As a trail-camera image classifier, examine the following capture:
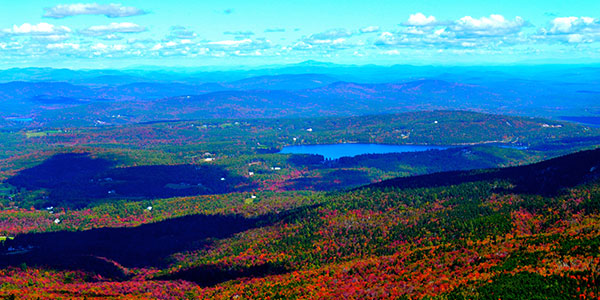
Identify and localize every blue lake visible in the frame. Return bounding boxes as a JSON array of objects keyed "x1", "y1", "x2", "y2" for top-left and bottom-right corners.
[
  {"x1": 496, "y1": 144, "x2": 528, "y2": 150},
  {"x1": 559, "y1": 116, "x2": 600, "y2": 128},
  {"x1": 279, "y1": 143, "x2": 449, "y2": 160},
  {"x1": 6, "y1": 117, "x2": 33, "y2": 122}
]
